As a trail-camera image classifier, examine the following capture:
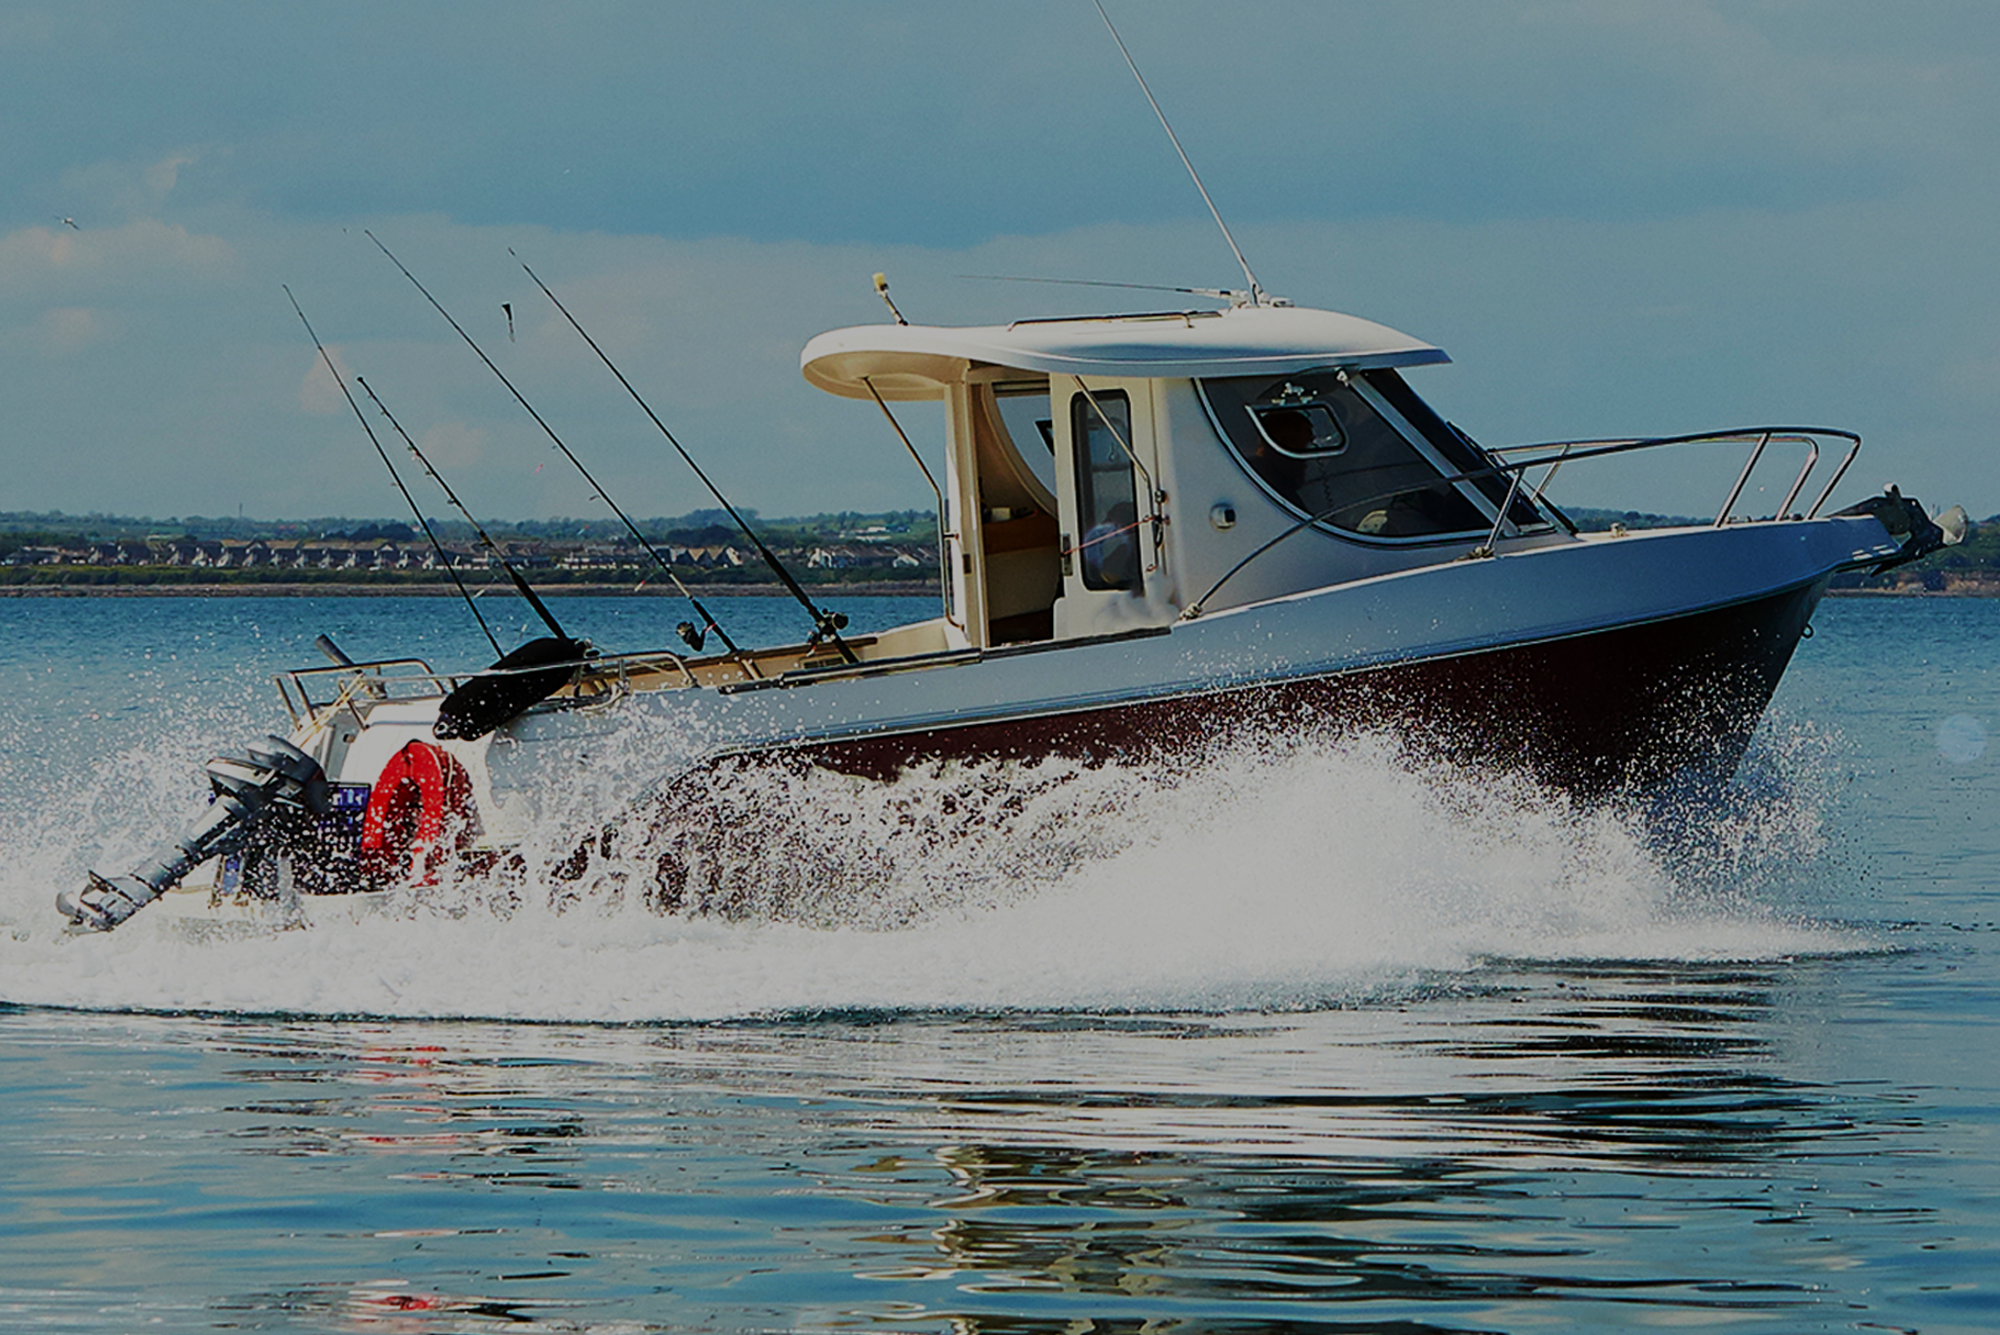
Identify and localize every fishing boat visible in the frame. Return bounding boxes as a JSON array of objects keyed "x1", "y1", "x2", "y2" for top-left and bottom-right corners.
[
  {"x1": 54, "y1": 5, "x2": 1963, "y2": 932},
  {"x1": 58, "y1": 289, "x2": 1959, "y2": 932}
]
